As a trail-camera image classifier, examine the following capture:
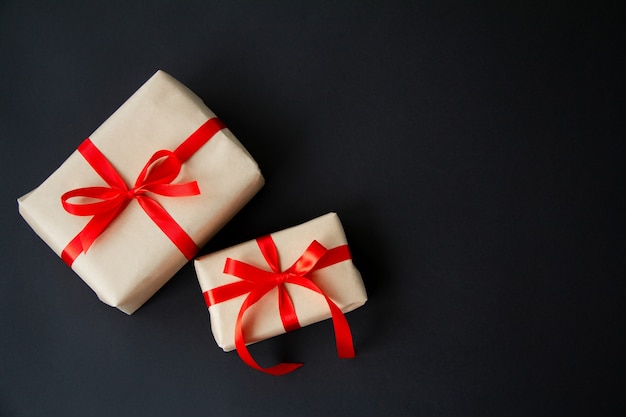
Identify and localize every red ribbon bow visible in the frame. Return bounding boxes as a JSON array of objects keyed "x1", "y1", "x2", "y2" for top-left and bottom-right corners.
[
  {"x1": 61, "y1": 117, "x2": 225, "y2": 266},
  {"x1": 204, "y1": 235, "x2": 356, "y2": 375}
]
